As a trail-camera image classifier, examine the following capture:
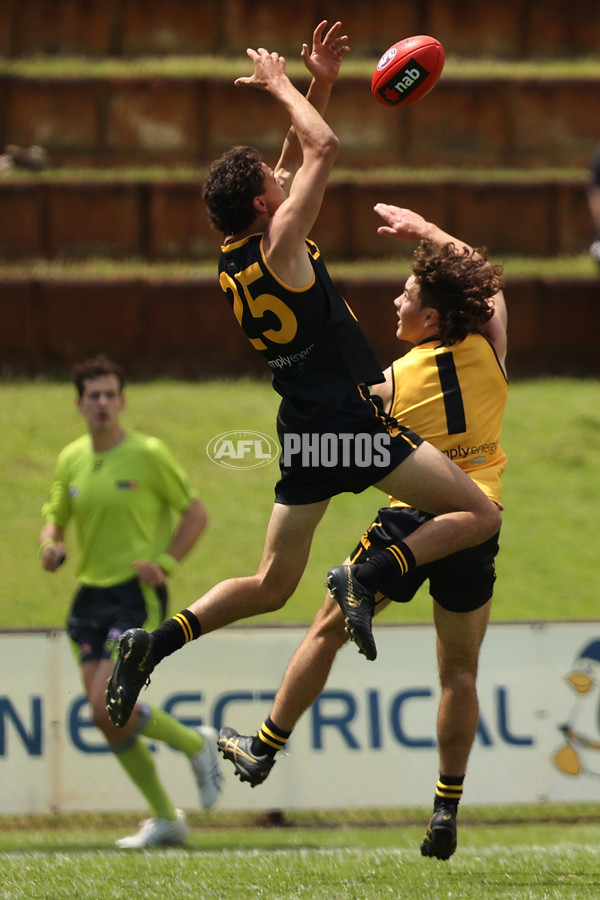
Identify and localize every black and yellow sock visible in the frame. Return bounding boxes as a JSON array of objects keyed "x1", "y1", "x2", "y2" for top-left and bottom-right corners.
[
  {"x1": 251, "y1": 718, "x2": 291, "y2": 759},
  {"x1": 354, "y1": 541, "x2": 417, "y2": 595},
  {"x1": 152, "y1": 609, "x2": 202, "y2": 665},
  {"x1": 433, "y1": 774, "x2": 464, "y2": 811}
]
